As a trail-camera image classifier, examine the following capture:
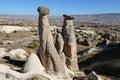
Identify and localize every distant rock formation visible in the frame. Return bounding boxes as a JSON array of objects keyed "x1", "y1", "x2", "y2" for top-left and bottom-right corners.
[
  {"x1": 62, "y1": 14, "x2": 78, "y2": 70},
  {"x1": 96, "y1": 38, "x2": 110, "y2": 47}
]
